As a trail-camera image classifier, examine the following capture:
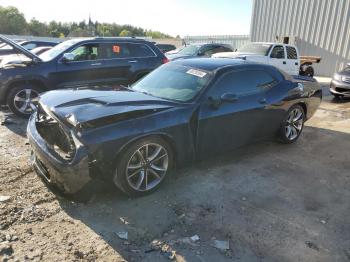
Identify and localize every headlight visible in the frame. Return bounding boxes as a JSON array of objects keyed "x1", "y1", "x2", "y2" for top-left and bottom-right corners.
[
  {"x1": 333, "y1": 74, "x2": 341, "y2": 81},
  {"x1": 341, "y1": 76, "x2": 349, "y2": 82}
]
